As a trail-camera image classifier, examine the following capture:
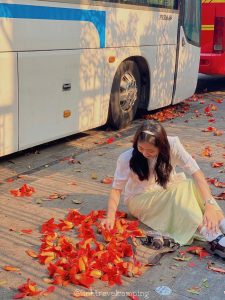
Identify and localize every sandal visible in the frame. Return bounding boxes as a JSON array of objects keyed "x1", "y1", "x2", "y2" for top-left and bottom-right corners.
[
  {"x1": 209, "y1": 234, "x2": 225, "y2": 258},
  {"x1": 127, "y1": 236, "x2": 179, "y2": 266},
  {"x1": 140, "y1": 230, "x2": 180, "y2": 250}
]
